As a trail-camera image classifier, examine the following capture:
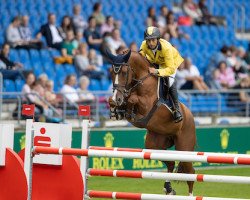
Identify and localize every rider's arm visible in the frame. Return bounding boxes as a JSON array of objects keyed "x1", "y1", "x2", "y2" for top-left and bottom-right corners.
[
  {"x1": 157, "y1": 48, "x2": 176, "y2": 77},
  {"x1": 139, "y1": 41, "x2": 146, "y2": 57}
]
